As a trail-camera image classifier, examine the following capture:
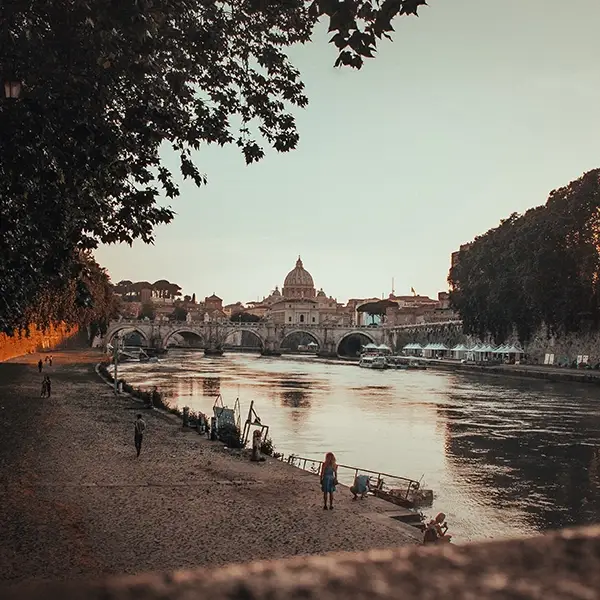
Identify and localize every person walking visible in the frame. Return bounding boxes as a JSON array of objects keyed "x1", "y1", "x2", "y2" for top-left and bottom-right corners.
[
  {"x1": 320, "y1": 452, "x2": 338, "y2": 510},
  {"x1": 134, "y1": 414, "x2": 146, "y2": 458},
  {"x1": 45, "y1": 376, "x2": 51, "y2": 398},
  {"x1": 40, "y1": 377, "x2": 48, "y2": 398},
  {"x1": 37, "y1": 359, "x2": 43, "y2": 373}
]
